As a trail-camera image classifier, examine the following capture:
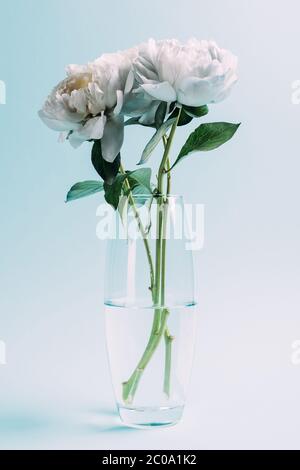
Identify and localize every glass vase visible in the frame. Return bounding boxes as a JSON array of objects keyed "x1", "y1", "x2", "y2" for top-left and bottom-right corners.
[{"x1": 104, "y1": 194, "x2": 197, "y2": 428}]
